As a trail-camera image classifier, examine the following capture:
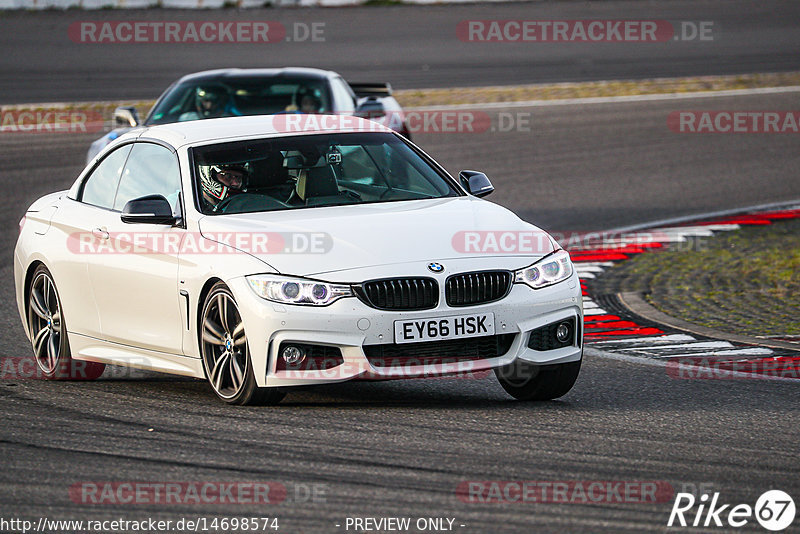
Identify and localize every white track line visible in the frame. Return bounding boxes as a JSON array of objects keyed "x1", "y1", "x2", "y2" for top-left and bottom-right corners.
[
  {"x1": 652, "y1": 348, "x2": 774, "y2": 360},
  {"x1": 683, "y1": 224, "x2": 741, "y2": 232},
  {"x1": 575, "y1": 265, "x2": 607, "y2": 273},
  {"x1": 589, "y1": 334, "x2": 696, "y2": 345},
  {"x1": 630, "y1": 233, "x2": 688, "y2": 243},
  {"x1": 593, "y1": 201, "x2": 800, "y2": 237},
  {"x1": 620, "y1": 341, "x2": 735, "y2": 351},
  {"x1": 414, "y1": 85, "x2": 800, "y2": 111},
  {"x1": 657, "y1": 227, "x2": 716, "y2": 237}
]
